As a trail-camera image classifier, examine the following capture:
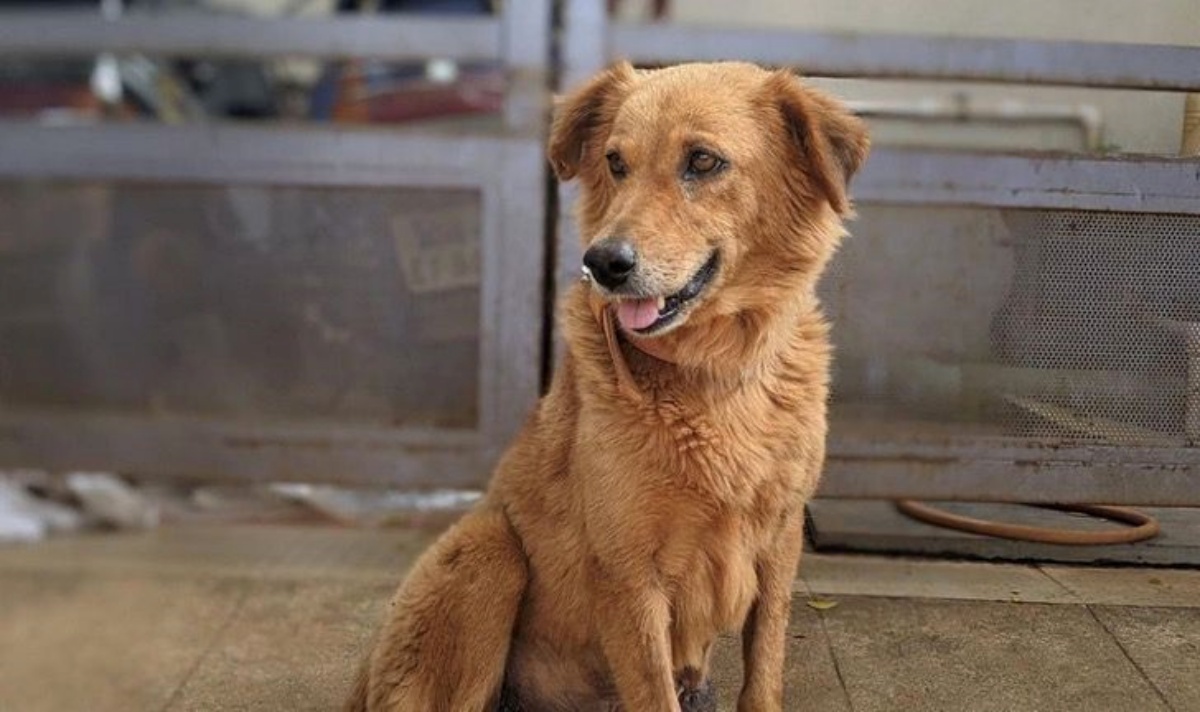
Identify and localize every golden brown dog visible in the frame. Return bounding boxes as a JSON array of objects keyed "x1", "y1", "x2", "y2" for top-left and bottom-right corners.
[{"x1": 347, "y1": 61, "x2": 868, "y2": 712}]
